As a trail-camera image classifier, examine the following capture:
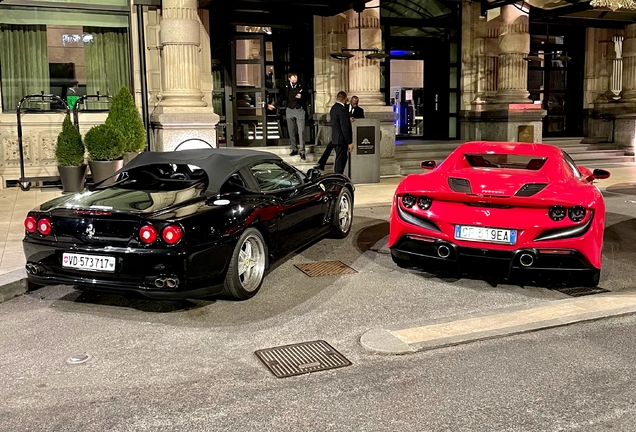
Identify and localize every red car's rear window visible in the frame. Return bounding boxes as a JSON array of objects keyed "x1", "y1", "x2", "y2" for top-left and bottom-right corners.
[{"x1": 465, "y1": 154, "x2": 547, "y2": 170}]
